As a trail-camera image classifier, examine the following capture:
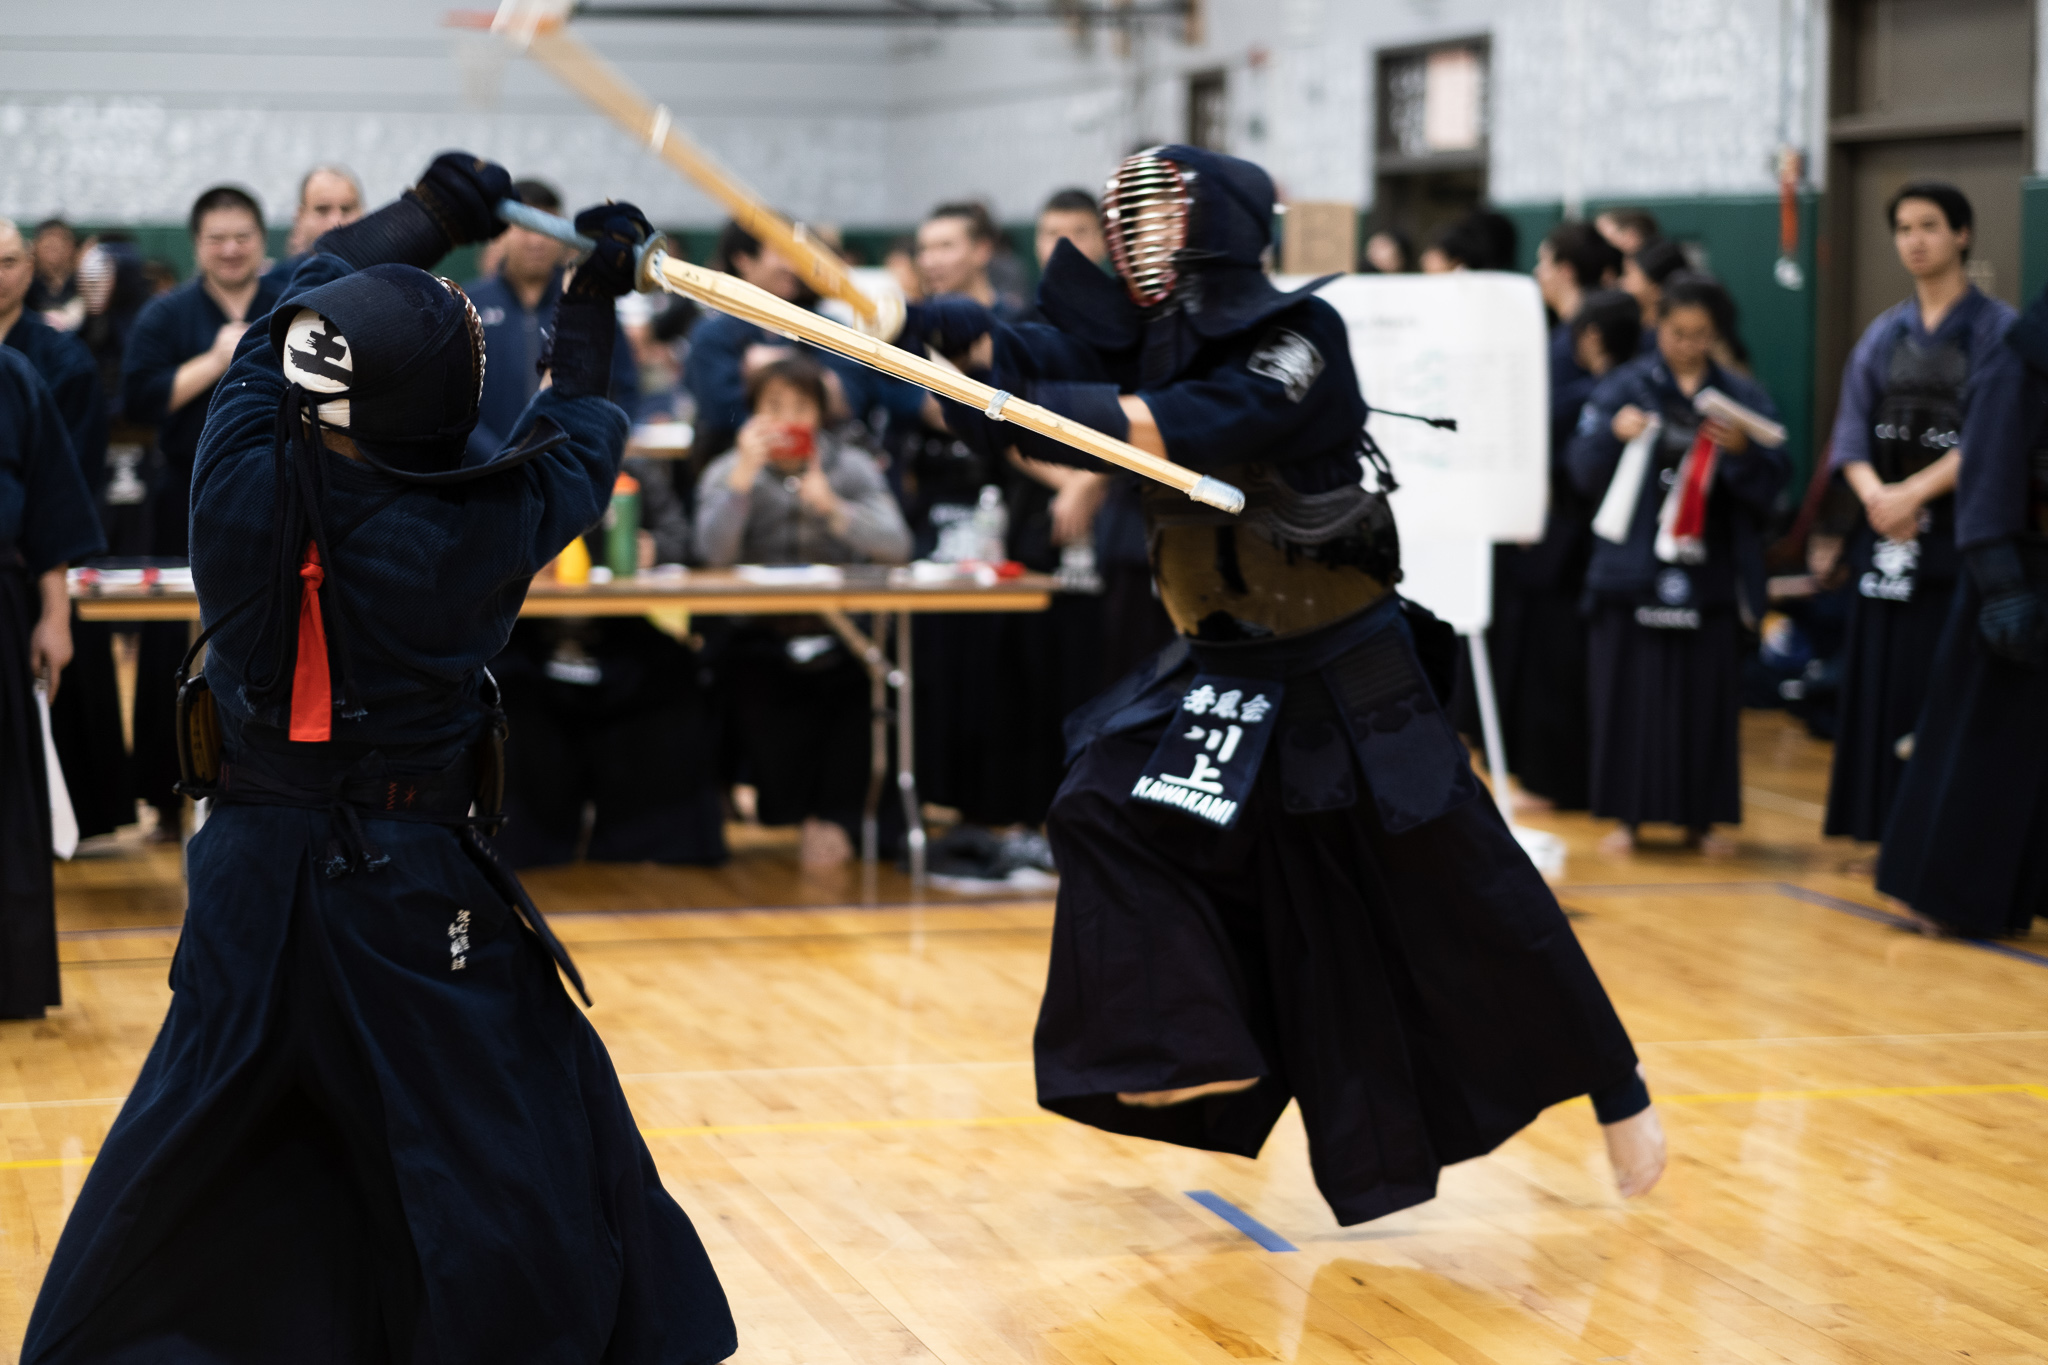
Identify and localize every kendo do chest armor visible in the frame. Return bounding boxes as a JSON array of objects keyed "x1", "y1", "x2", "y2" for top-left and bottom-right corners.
[
  {"x1": 1140, "y1": 444, "x2": 1400, "y2": 640},
  {"x1": 1856, "y1": 328, "x2": 1965, "y2": 595}
]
